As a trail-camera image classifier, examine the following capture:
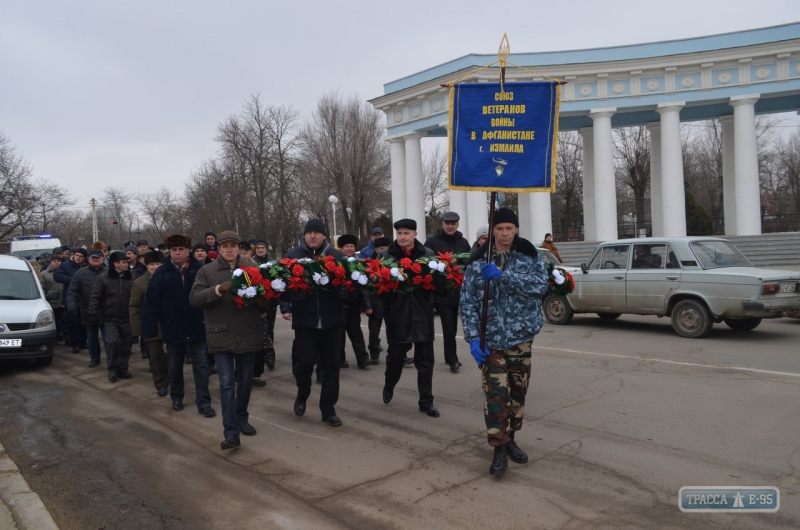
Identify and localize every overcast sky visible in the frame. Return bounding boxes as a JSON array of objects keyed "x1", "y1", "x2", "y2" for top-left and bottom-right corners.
[{"x1": 1, "y1": 1, "x2": 798, "y2": 214}]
